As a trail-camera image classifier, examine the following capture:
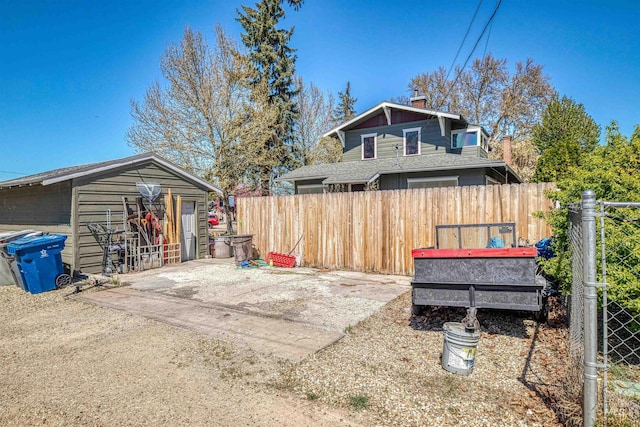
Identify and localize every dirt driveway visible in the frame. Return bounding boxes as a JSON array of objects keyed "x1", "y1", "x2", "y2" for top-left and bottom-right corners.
[
  {"x1": 1, "y1": 260, "x2": 575, "y2": 426},
  {"x1": 0, "y1": 260, "x2": 408, "y2": 426},
  {"x1": 76, "y1": 259, "x2": 410, "y2": 361}
]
